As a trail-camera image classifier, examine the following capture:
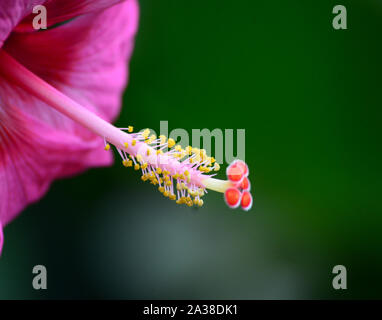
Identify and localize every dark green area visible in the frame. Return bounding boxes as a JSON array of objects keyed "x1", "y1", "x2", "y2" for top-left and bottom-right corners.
[{"x1": 1, "y1": 0, "x2": 382, "y2": 299}]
